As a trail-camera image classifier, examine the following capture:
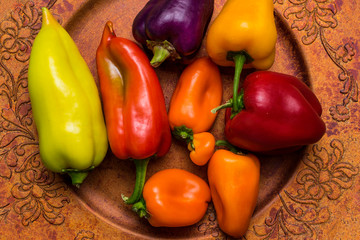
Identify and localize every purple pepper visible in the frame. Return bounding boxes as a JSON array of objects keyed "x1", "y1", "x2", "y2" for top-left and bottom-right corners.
[{"x1": 132, "y1": 0, "x2": 214, "y2": 67}]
